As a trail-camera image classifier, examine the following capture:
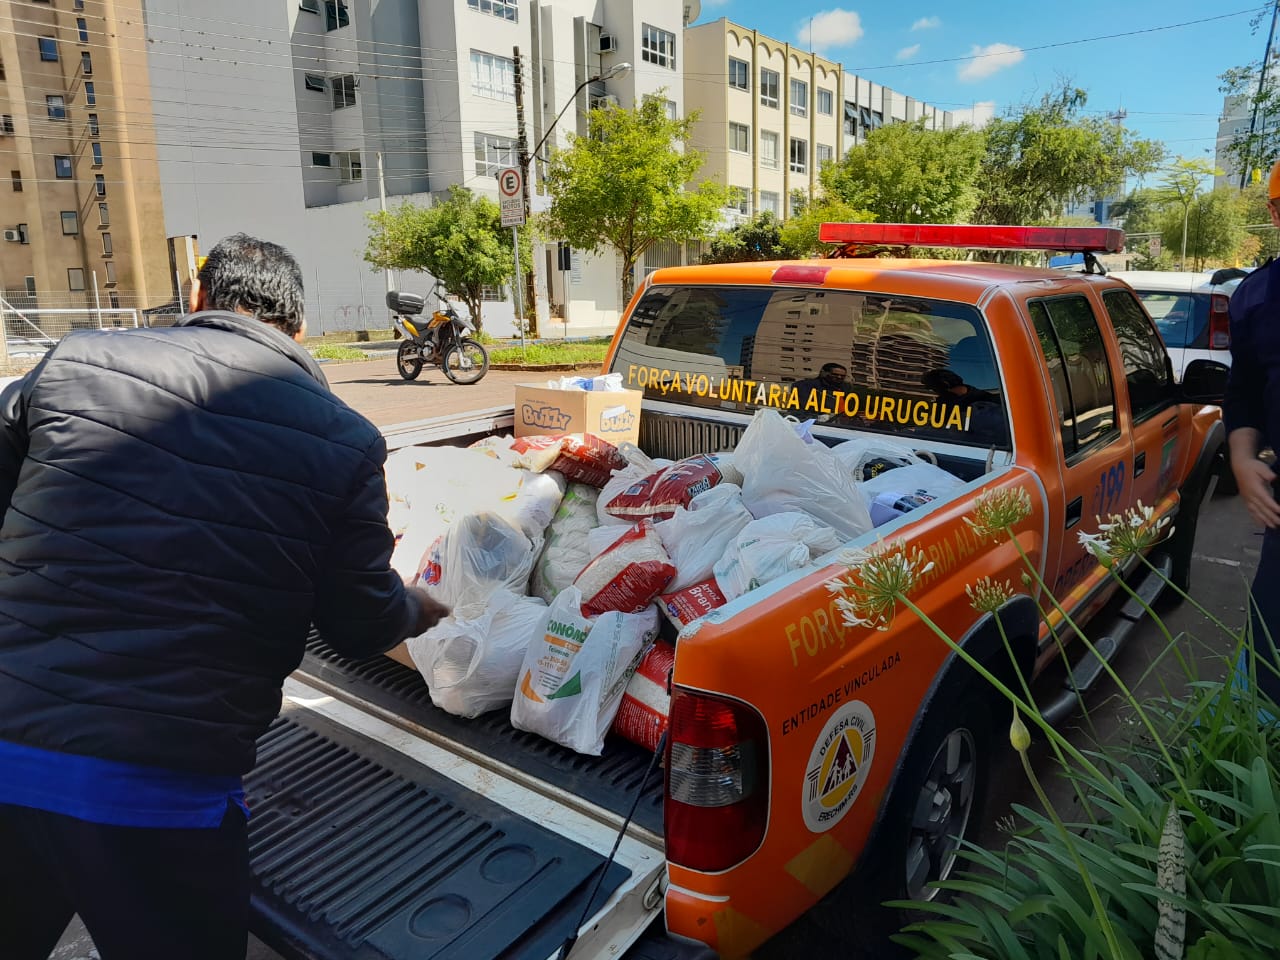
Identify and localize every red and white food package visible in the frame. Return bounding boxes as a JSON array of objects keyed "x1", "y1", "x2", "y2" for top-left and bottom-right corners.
[
  {"x1": 612, "y1": 641, "x2": 675, "y2": 752},
  {"x1": 658, "y1": 578, "x2": 728, "y2": 629},
  {"x1": 512, "y1": 434, "x2": 629, "y2": 487},
  {"x1": 509, "y1": 434, "x2": 565, "y2": 472},
  {"x1": 573, "y1": 519, "x2": 676, "y2": 617},
  {"x1": 604, "y1": 454, "x2": 745, "y2": 522}
]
